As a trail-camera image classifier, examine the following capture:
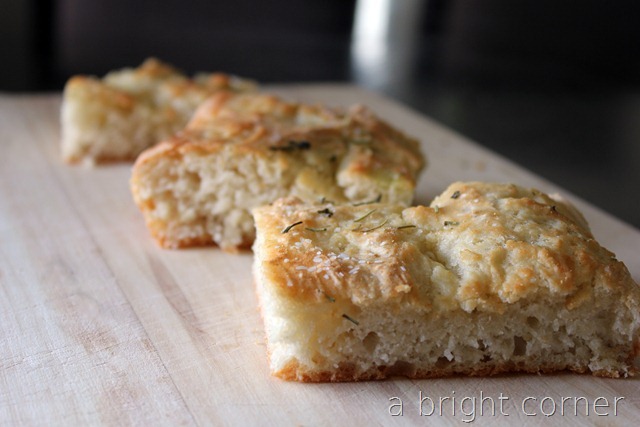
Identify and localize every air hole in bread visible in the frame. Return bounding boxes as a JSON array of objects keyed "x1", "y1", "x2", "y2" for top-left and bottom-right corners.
[
  {"x1": 180, "y1": 169, "x2": 202, "y2": 191},
  {"x1": 513, "y1": 336, "x2": 527, "y2": 356},
  {"x1": 526, "y1": 316, "x2": 540, "y2": 329},
  {"x1": 362, "y1": 332, "x2": 380, "y2": 352},
  {"x1": 310, "y1": 349, "x2": 329, "y2": 365}
]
